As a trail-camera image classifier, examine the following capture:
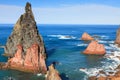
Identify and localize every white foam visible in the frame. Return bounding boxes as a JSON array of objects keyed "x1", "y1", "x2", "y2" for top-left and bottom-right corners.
[
  {"x1": 80, "y1": 44, "x2": 120, "y2": 77},
  {"x1": 48, "y1": 35, "x2": 76, "y2": 39},
  {"x1": 77, "y1": 44, "x2": 87, "y2": 47},
  {"x1": 37, "y1": 73, "x2": 42, "y2": 76},
  {"x1": 98, "y1": 40, "x2": 114, "y2": 44},
  {"x1": 101, "y1": 35, "x2": 109, "y2": 39}
]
